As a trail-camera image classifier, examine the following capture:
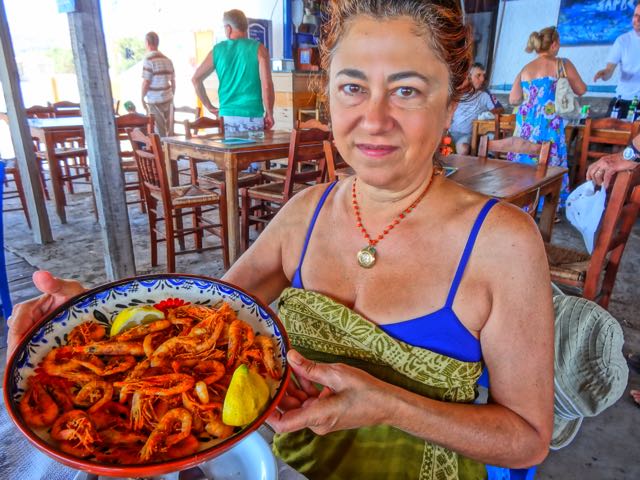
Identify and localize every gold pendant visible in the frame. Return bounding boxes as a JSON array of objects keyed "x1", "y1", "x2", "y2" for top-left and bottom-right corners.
[{"x1": 357, "y1": 245, "x2": 377, "y2": 268}]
